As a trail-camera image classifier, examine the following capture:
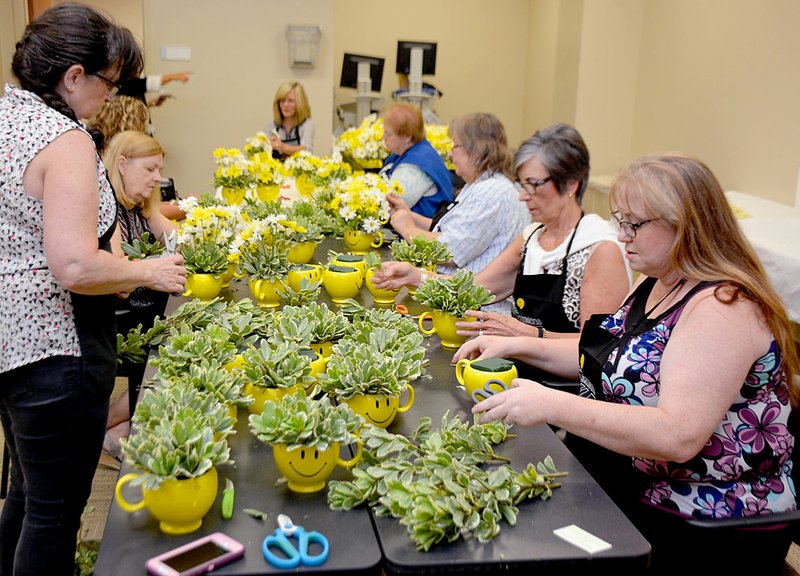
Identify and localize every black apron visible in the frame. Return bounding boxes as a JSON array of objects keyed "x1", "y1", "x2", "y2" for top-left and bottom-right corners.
[
  {"x1": 511, "y1": 214, "x2": 584, "y2": 334},
  {"x1": 272, "y1": 125, "x2": 301, "y2": 160},
  {"x1": 428, "y1": 198, "x2": 459, "y2": 231}
]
